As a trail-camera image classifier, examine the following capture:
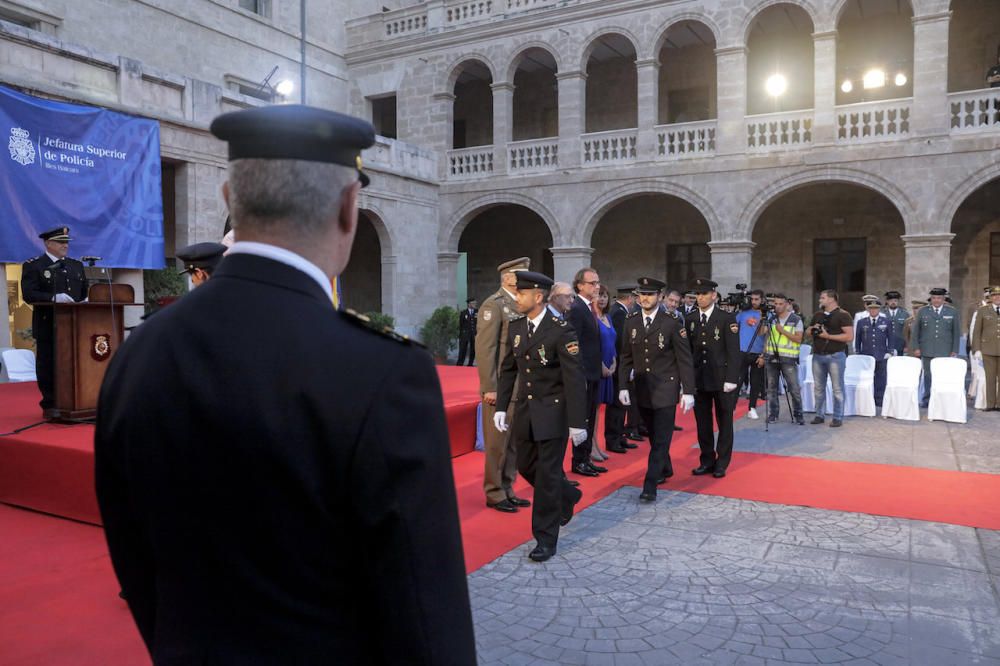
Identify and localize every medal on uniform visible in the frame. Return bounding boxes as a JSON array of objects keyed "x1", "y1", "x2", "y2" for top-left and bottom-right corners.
[
  {"x1": 43, "y1": 270, "x2": 51, "y2": 279},
  {"x1": 658, "y1": 332, "x2": 665, "y2": 349},
  {"x1": 513, "y1": 334, "x2": 521, "y2": 348},
  {"x1": 631, "y1": 328, "x2": 637, "y2": 340},
  {"x1": 538, "y1": 345, "x2": 549, "y2": 366},
  {"x1": 714, "y1": 326, "x2": 721, "y2": 341}
]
